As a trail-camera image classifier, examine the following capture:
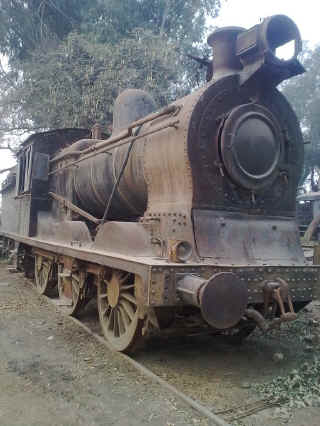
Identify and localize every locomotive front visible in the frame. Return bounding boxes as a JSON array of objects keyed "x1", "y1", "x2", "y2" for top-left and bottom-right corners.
[{"x1": 138, "y1": 15, "x2": 318, "y2": 336}]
